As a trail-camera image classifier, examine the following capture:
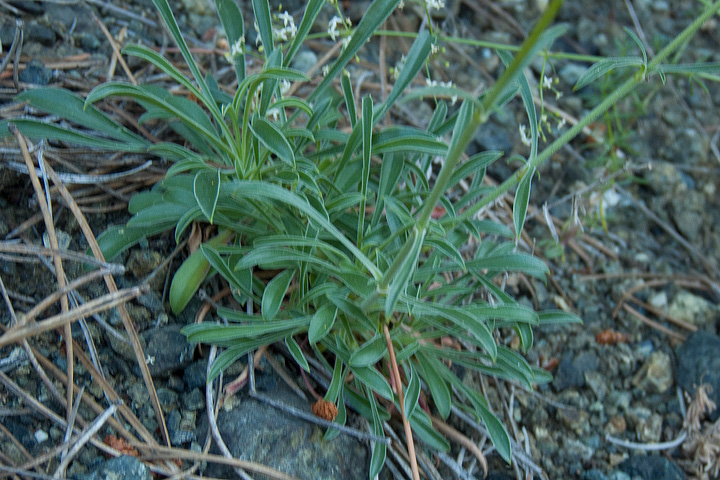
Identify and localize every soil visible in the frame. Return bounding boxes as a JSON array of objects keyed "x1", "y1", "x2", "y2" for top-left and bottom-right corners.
[{"x1": 1, "y1": 1, "x2": 719, "y2": 480}]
